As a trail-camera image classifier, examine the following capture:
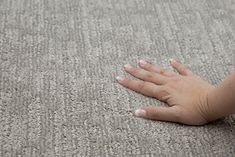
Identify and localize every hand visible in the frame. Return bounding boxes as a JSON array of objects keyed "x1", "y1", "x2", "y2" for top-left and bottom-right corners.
[{"x1": 116, "y1": 59, "x2": 216, "y2": 125}]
